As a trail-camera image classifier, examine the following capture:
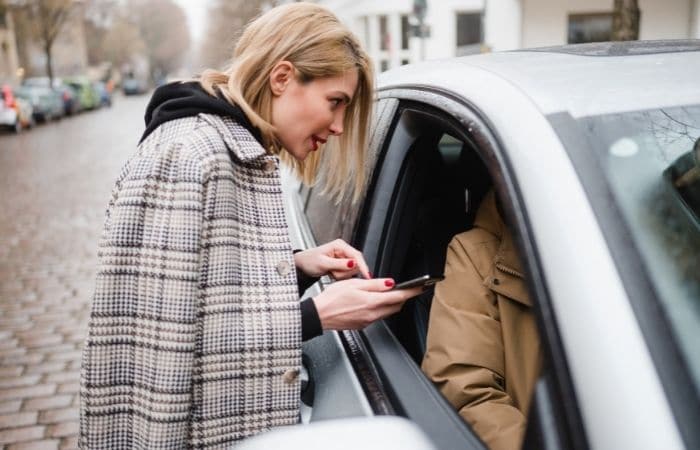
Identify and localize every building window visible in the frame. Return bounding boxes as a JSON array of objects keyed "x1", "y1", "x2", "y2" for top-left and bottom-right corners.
[
  {"x1": 380, "y1": 60, "x2": 389, "y2": 72},
  {"x1": 568, "y1": 13, "x2": 613, "y2": 44},
  {"x1": 401, "y1": 15, "x2": 410, "y2": 50},
  {"x1": 379, "y1": 15, "x2": 389, "y2": 51},
  {"x1": 401, "y1": 58, "x2": 410, "y2": 66},
  {"x1": 456, "y1": 12, "x2": 482, "y2": 56}
]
